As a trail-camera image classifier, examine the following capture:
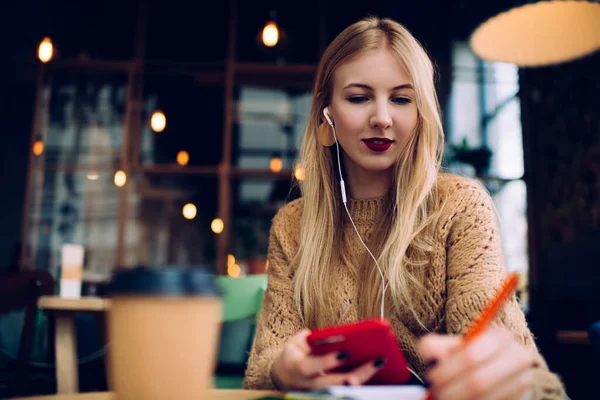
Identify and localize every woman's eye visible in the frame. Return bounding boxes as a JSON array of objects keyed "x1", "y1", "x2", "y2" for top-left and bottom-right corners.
[
  {"x1": 348, "y1": 96, "x2": 369, "y2": 104},
  {"x1": 393, "y1": 97, "x2": 411, "y2": 105}
]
